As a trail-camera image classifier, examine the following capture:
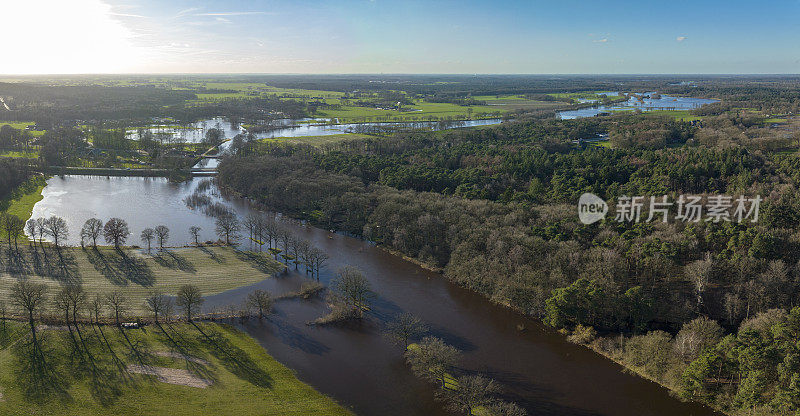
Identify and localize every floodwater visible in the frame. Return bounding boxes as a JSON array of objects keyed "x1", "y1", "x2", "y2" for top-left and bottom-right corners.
[
  {"x1": 126, "y1": 117, "x2": 503, "y2": 143},
  {"x1": 558, "y1": 93, "x2": 718, "y2": 119},
  {"x1": 28, "y1": 175, "x2": 721, "y2": 416}
]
